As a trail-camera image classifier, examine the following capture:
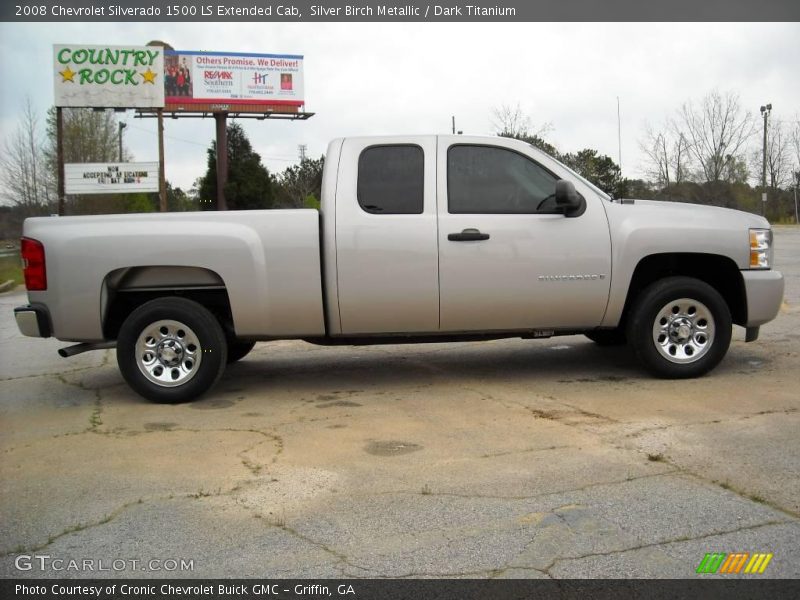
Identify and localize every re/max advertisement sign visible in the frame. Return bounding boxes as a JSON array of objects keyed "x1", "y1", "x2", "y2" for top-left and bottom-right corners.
[{"x1": 164, "y1": 50, "x2": 304, "y2": 108}]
